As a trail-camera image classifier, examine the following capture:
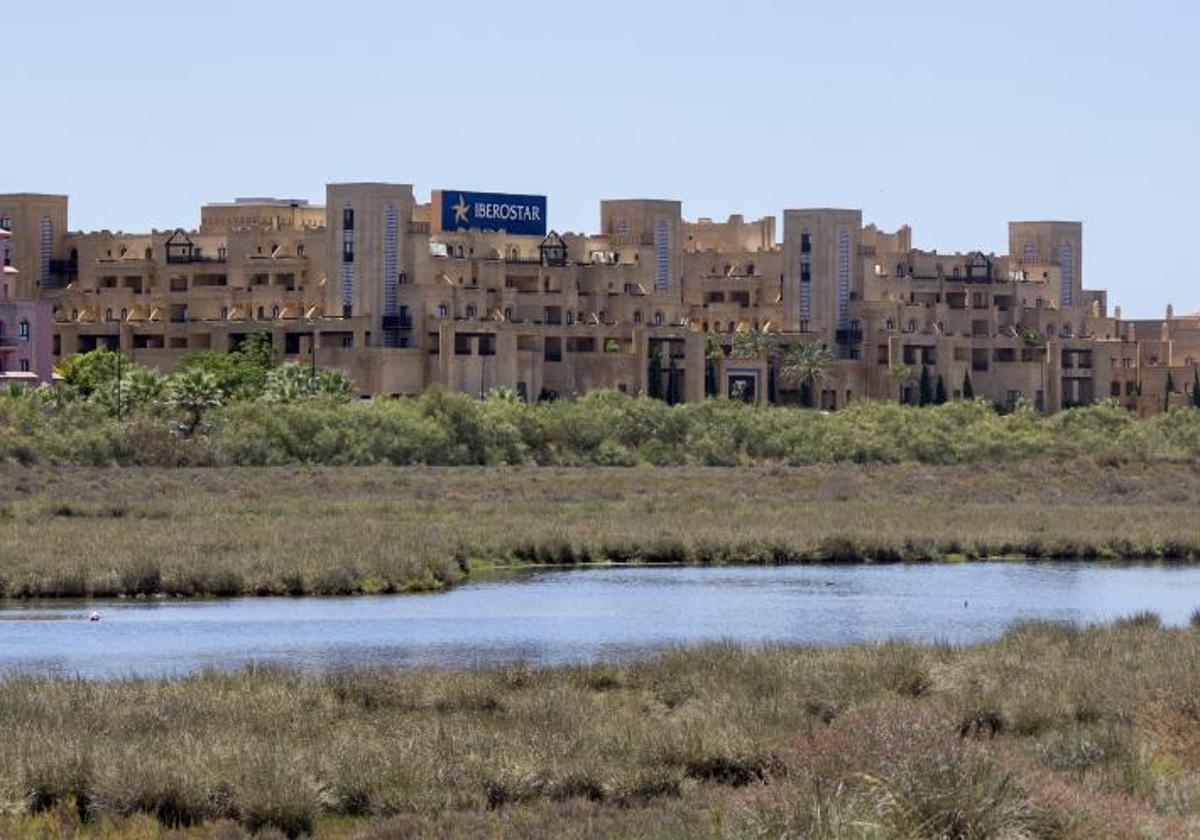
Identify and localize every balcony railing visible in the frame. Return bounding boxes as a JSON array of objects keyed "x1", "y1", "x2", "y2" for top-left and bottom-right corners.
[{"x1": 165, "y1": 253, "x2": 227, "y2": 265}]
